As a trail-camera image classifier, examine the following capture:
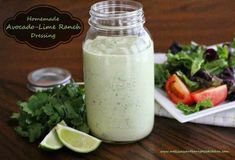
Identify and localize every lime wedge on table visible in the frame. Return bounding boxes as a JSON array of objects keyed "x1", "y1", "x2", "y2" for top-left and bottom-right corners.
[
  {"x1": 55, "y1": 124, "x2": 101, "y2": 153},
  {"x1": 39, "y1": 121, "x2": 66, "y2": 150}
]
